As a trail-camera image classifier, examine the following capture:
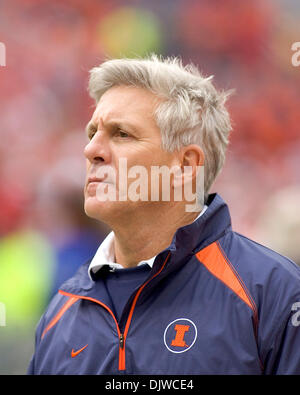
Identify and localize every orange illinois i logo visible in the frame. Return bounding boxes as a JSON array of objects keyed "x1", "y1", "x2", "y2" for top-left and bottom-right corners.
[
  {"x1": 164, "y1": 319, "x2": 197, "y2": 353},
  {"x1": 171, "y1": 324, "x2": 190, "y2": 347}
]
